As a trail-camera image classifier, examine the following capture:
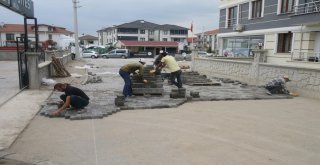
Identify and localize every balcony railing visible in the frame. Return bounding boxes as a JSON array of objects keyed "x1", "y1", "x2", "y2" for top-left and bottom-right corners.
[
  {"x1": 291, "y1": 51, "x2": 320, "y2": 63},
  {"x1": 227, "y1": 18, "x2": 237, "y2": 28},
  {"x1": 293, "y1": 1, "x2": 320, "y2": 15}
]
